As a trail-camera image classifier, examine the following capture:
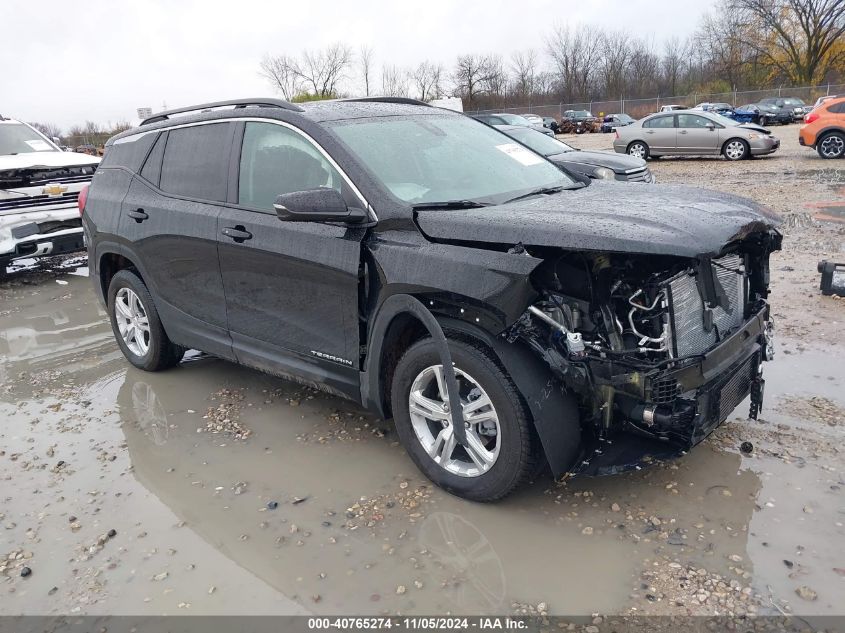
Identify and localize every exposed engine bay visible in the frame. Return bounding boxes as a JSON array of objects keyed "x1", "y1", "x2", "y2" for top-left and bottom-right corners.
[{"x1": 505, "y1": 233, "x2": 780, "y2": 467}]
